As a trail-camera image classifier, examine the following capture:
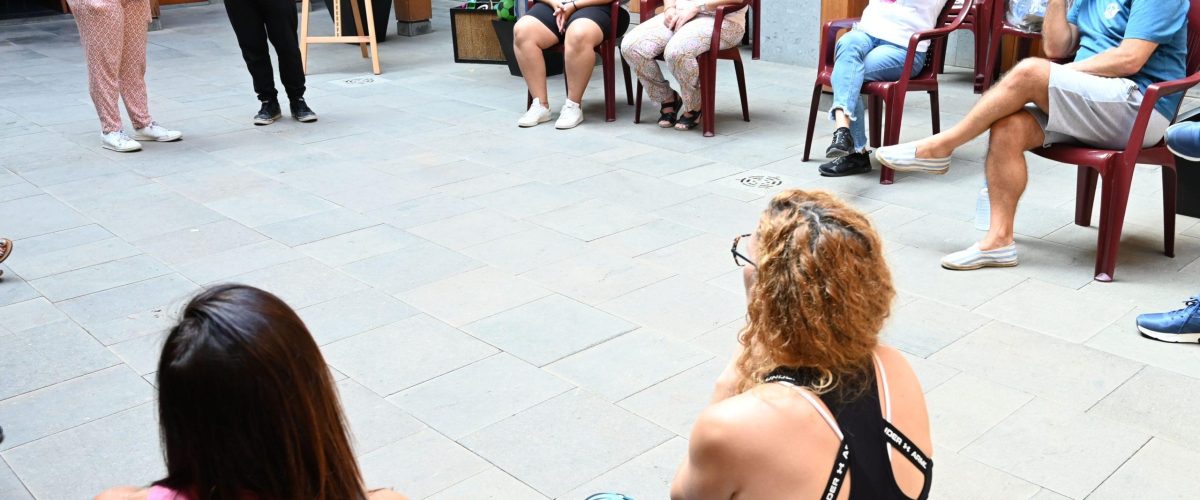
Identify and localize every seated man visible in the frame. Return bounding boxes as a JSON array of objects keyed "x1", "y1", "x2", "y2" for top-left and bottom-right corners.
[{"x1": 876, "y1": 0, "x2": 1189, "y2": 270}]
